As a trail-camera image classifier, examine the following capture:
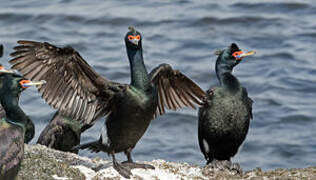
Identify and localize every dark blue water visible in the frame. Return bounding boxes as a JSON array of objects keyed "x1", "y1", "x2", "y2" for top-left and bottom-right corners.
[{"x1": 1, "y1": 0, "x2": 315, "y2": 171}]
